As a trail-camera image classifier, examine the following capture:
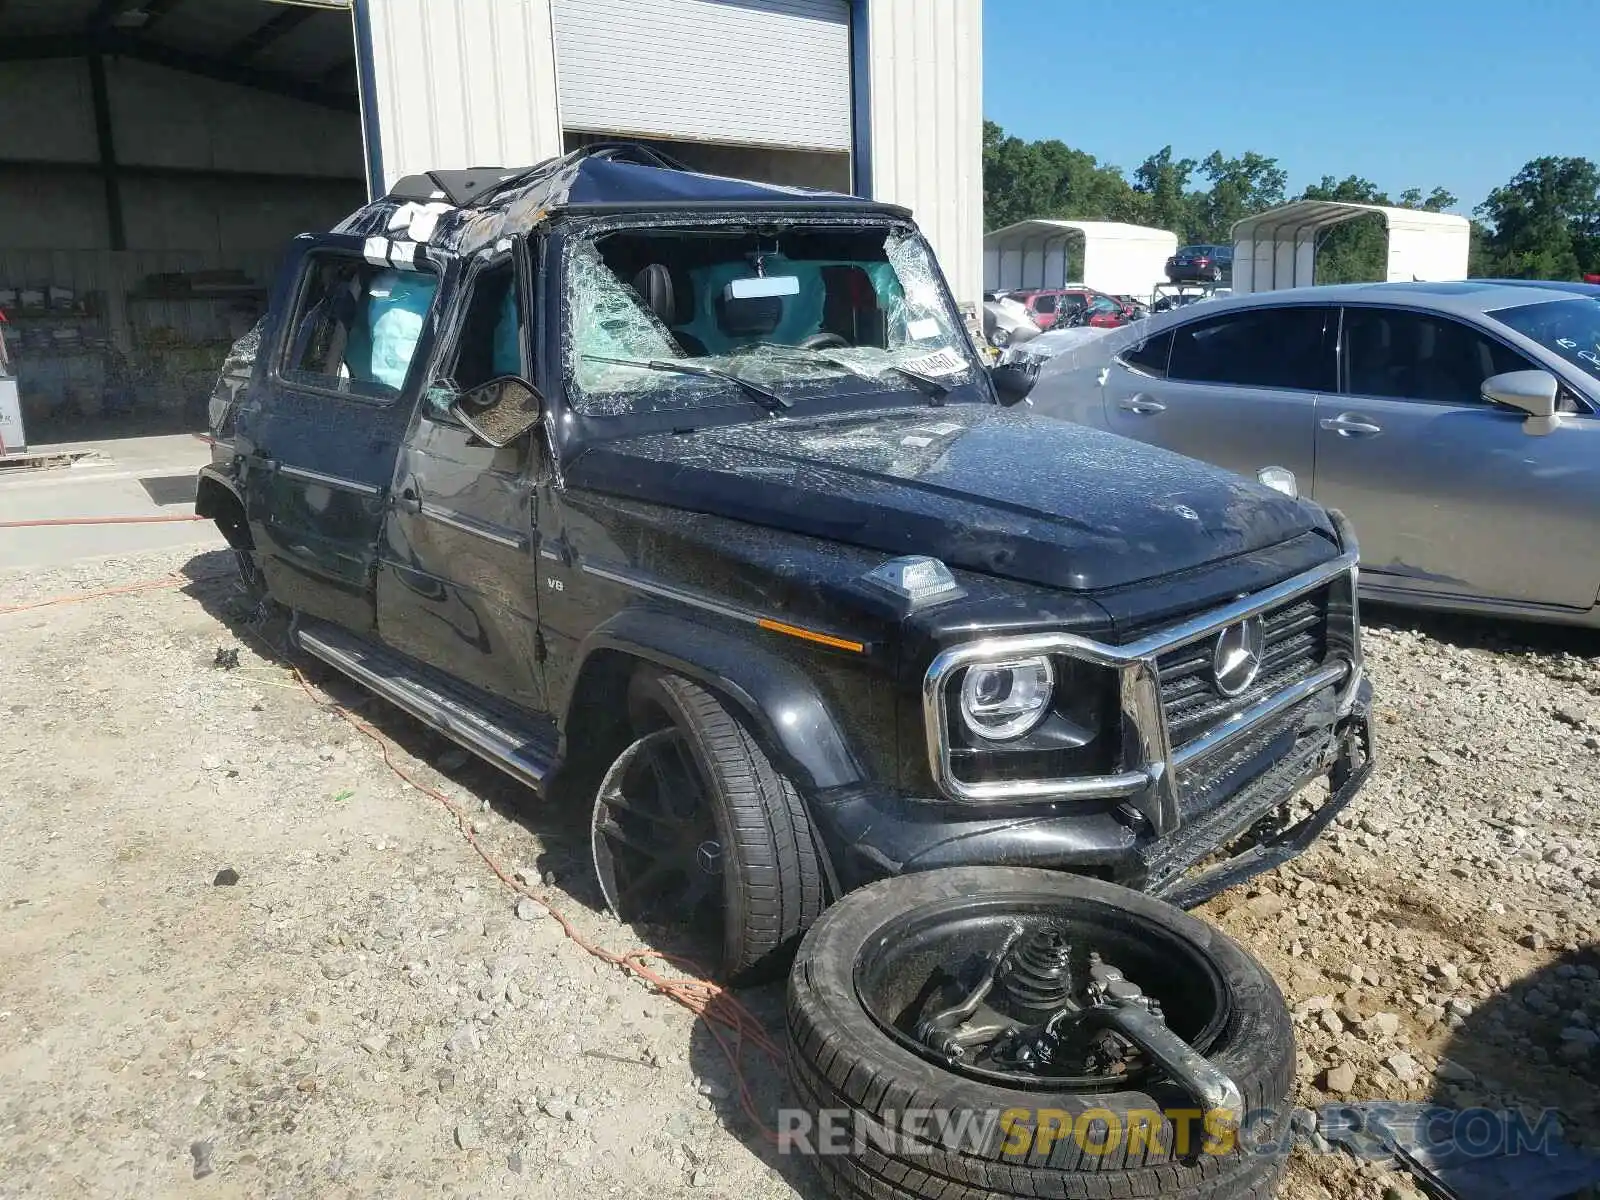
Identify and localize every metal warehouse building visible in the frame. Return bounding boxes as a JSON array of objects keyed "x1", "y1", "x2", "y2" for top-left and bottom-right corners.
[{"x1": 0, "y1": 0, "x2": 981, "y2": 451}]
